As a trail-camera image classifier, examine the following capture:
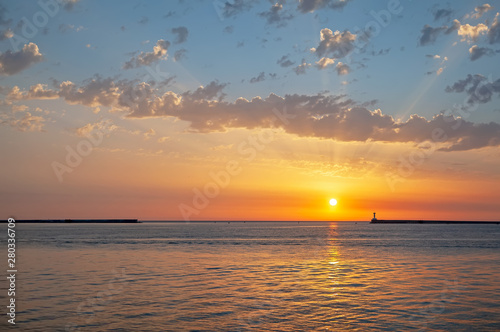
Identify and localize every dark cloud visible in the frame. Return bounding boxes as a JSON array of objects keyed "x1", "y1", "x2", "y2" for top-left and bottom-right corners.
[
  {"x1": 335, "y1": 62, "x2": 350, "y2": 75},
  {"x1": 250, "y1": 72, "x2": 266, "y2": 83},
  {"x1": 277, "y1": 55, "x2": 295, "y2": 67},
  {"x1": 9, "y1": 78, "x2": 500, "y2": 151},
  {"x1": 61, "y1": 0, "x2": 80, "y2": 11},
  {"x1": 174, "y1": 49, "x2": 187, "y2": 61},
  {"x1": 433, "y1": 8, "x2": 453, "y2": 21},
  {"x1": 171, "y1": 26, "x2": 188, "y2": 44},
  {"x1": 419, "y1": 20, "x2": 460, "y2": 46},
  {"x1": 223, "y1": 26, "x2": 234, "y2": 34},
  {"x1": 419, "y1": 25, "x2": 446, "y2": 46},
  {"x1": 445, "y1": 74, "x2": 500, "y2": 105},
  {"x1": 293, "y1": 60, "x2": 311, "y2": 75},
  {"x1": 138, "y1": 16, "x2": 149, "y2": 25},
  {"x1": 488, "y1": 13, "x2": 500, "y2": 44},
  {"x1": 259, "y1": 3, "x2": 293, "y2": 27},
  {"x1": 469, "y1": 45, "x2": 495, "y2": 61},
  {"x1": 123, "y1": 40, "x2": 170, "y2": 69},
  {"x1": 313, "y1": 28, "x2": 357, "y2": 58},
  {"x1": 297, "y1": 0, "x2": 351, "y2": 13},
  {"x1": 213, "y1": 0, "x2": 257, "y2": 19},
  {"x1": 0, "y1": 43, "x2": 43, "y2": 76}
]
